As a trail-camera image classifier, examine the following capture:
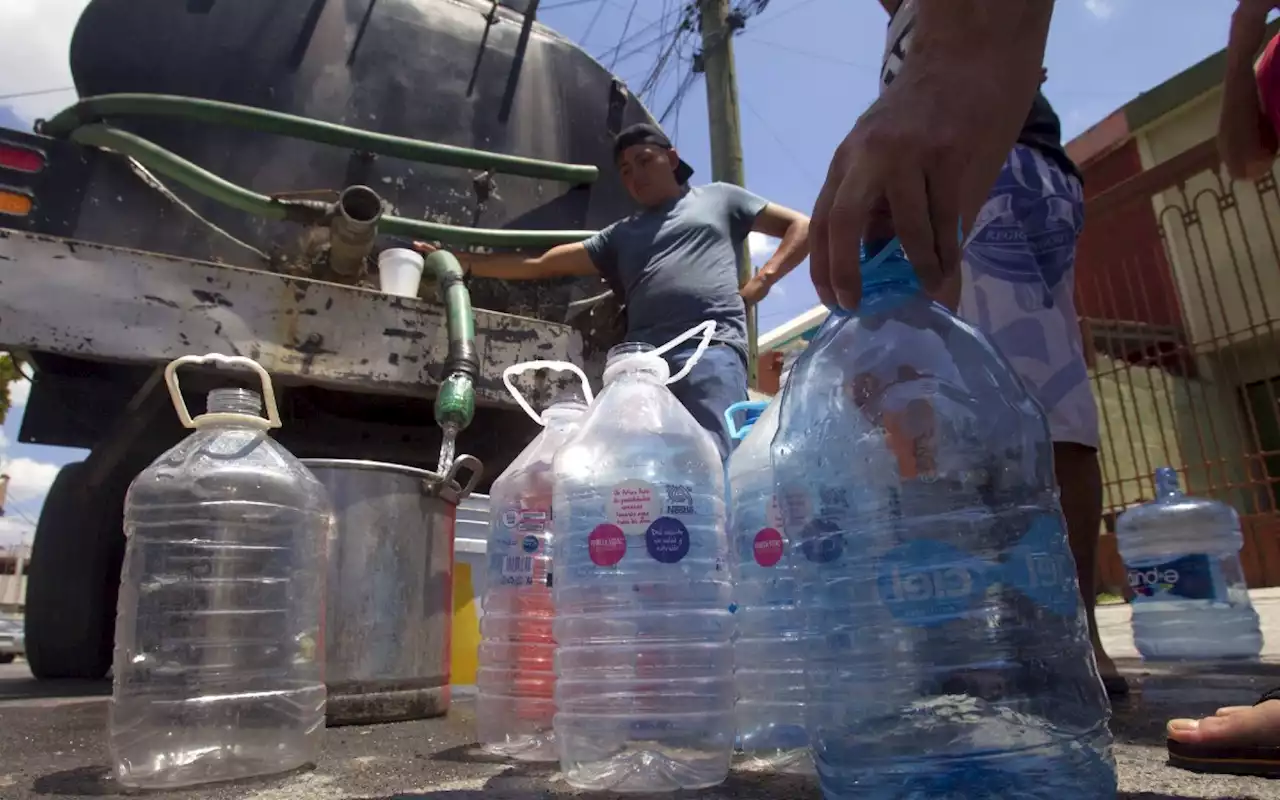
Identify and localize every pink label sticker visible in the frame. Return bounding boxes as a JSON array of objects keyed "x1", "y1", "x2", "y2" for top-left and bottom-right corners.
[
  {"x1": 609, "y1": 479, "x2": 661, "y2": 535},
  {"x1": 753, "y1": 528, "x2": 785, "y2": 568},
  {"x1": 588, "y1": 524, "x2": 627, "y2": 567}
]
